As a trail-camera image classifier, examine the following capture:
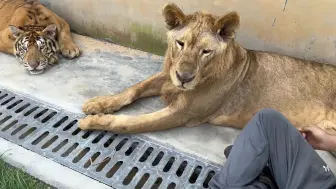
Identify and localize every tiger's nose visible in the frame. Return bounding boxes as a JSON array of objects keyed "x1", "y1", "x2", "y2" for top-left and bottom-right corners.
[
  {"x1": 29, "y1": 62, "x2": 39, "y2": 69},
  {"x1": 176, "y1": 71, "x2": 195, "y2": 83}
]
